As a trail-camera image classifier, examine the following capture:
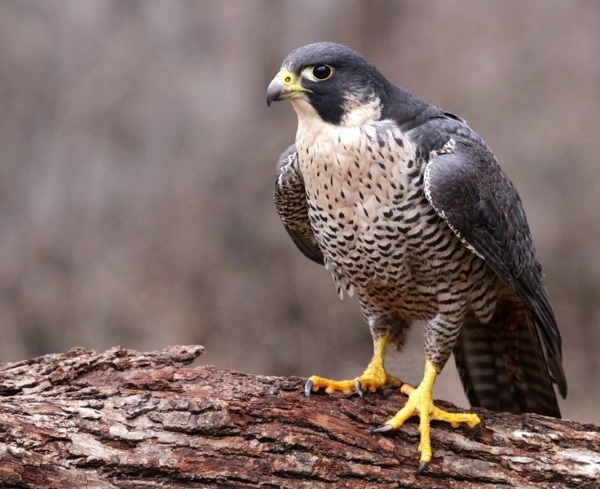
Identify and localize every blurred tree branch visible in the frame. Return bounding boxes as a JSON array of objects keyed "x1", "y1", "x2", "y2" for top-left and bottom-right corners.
[{"x1": 0, "y1": 346, "x2": 597, "y2": 488}]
